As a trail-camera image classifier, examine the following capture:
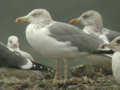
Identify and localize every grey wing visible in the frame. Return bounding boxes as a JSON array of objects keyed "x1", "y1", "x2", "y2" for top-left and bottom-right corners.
[
  {"x1": 104, "y1": 28, "x2": 120, "y2": 42},
  {"x1": 49, "y1": 22, "x2": 103, "y2": 53},
  {"x1": 0, "y1": 42, "x2": 53, "y2": 71},
  {"x1": 16, "y1": 50, "x2": 34, "y2": 61},
  {"x1": 24, "y1": 52, "x2": 34, "y2": 61},
  {"x1": 0, "y1": 42, "x2": 28, "y2": 68}
]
